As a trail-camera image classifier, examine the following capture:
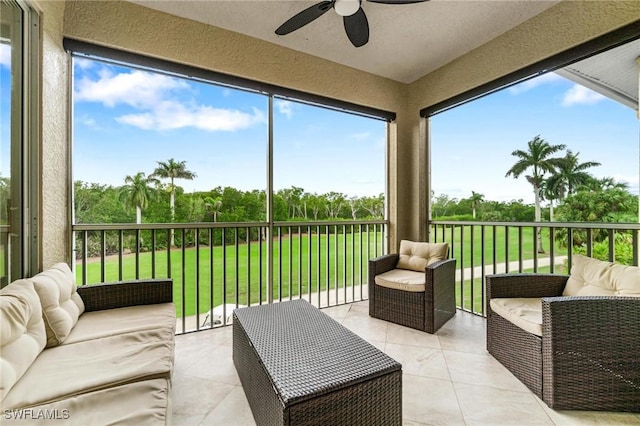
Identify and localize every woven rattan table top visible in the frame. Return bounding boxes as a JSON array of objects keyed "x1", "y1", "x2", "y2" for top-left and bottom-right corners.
[{"x1": 233, "y1": 299, "x2": 401, "y2": 405}]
